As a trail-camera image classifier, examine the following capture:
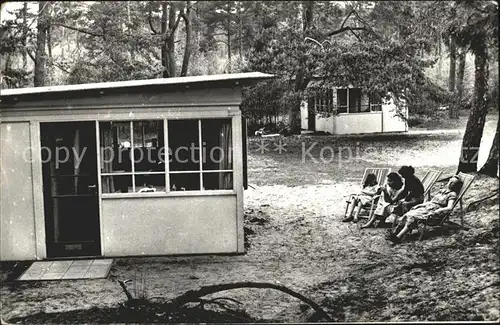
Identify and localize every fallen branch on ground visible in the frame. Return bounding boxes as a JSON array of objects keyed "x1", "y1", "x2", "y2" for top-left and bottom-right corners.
[
  {"x1": 169, "y1": 282, "x2": 333, "y2": 321},
  {"x1": 466, "y1": 189, "x2": 499, "y2": 212}
]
